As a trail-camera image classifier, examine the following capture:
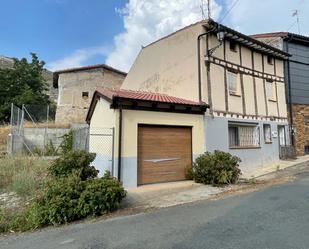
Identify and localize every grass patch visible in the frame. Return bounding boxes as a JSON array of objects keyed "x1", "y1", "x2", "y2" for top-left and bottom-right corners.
[{"x1": 0, "y1": 156, "x2": 50, "y2": 197}]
